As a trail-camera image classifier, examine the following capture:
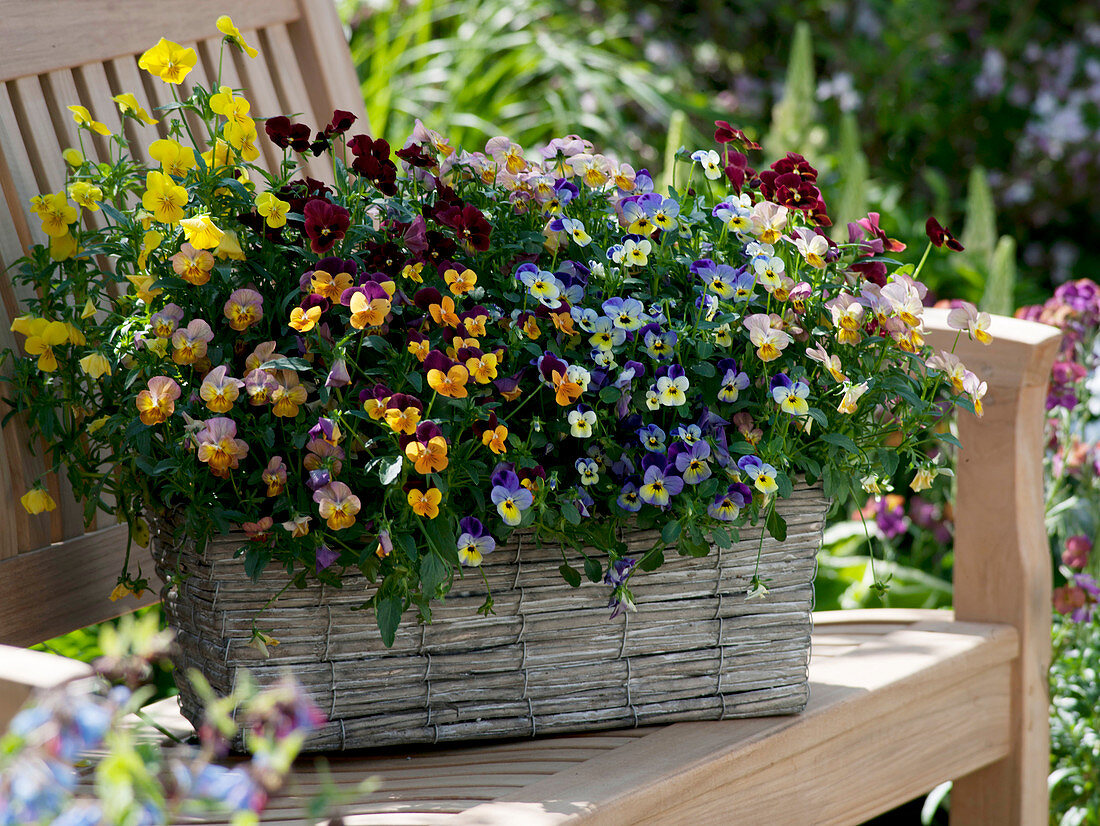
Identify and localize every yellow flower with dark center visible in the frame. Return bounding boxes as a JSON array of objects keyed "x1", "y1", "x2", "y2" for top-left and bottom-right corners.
[
  {"x1": 256, "y1": 191, "x2": 291, "y2": 229},
  {"x1": 171, "y1": 243, "x2": 215, "y2": 285},
  {"x1": 34, "y1": 192, "x2": 77, "y2": 238},
  {"x1": 138, "y1": 38, "x2": 197, "y2": 85},
  {"x1": 149, "y1": 138, "x2": 195, "y2": 177},
  {"x1": 141, "y1": 171, "x2": 187, "y2": 224},
  {"x1": 17, "y1": 319, "x2": 69, "y2": 372},
  {"x1": 216, "y1": 15, "x2": 259, "y2": 58},
  {"x1": 68, "y1": 182, "x2": 102, "y2": 211}
]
